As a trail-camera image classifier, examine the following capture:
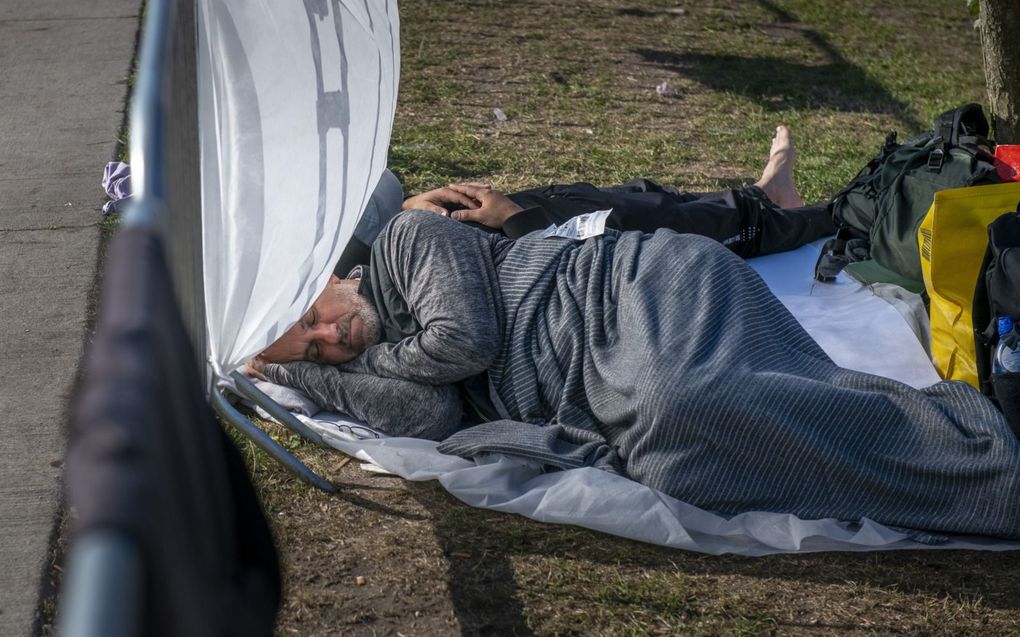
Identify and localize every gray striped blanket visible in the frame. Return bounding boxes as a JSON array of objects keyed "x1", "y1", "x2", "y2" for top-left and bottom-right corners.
[{"x1": 438, "y1": 226, "x2": 1020, "y2": 539}]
